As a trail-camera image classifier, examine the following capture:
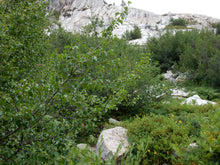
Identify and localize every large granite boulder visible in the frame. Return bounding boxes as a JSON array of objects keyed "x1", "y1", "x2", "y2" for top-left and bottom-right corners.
[{"x1": 96, "y1": 126, "x2": 129, "y2": 161}]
